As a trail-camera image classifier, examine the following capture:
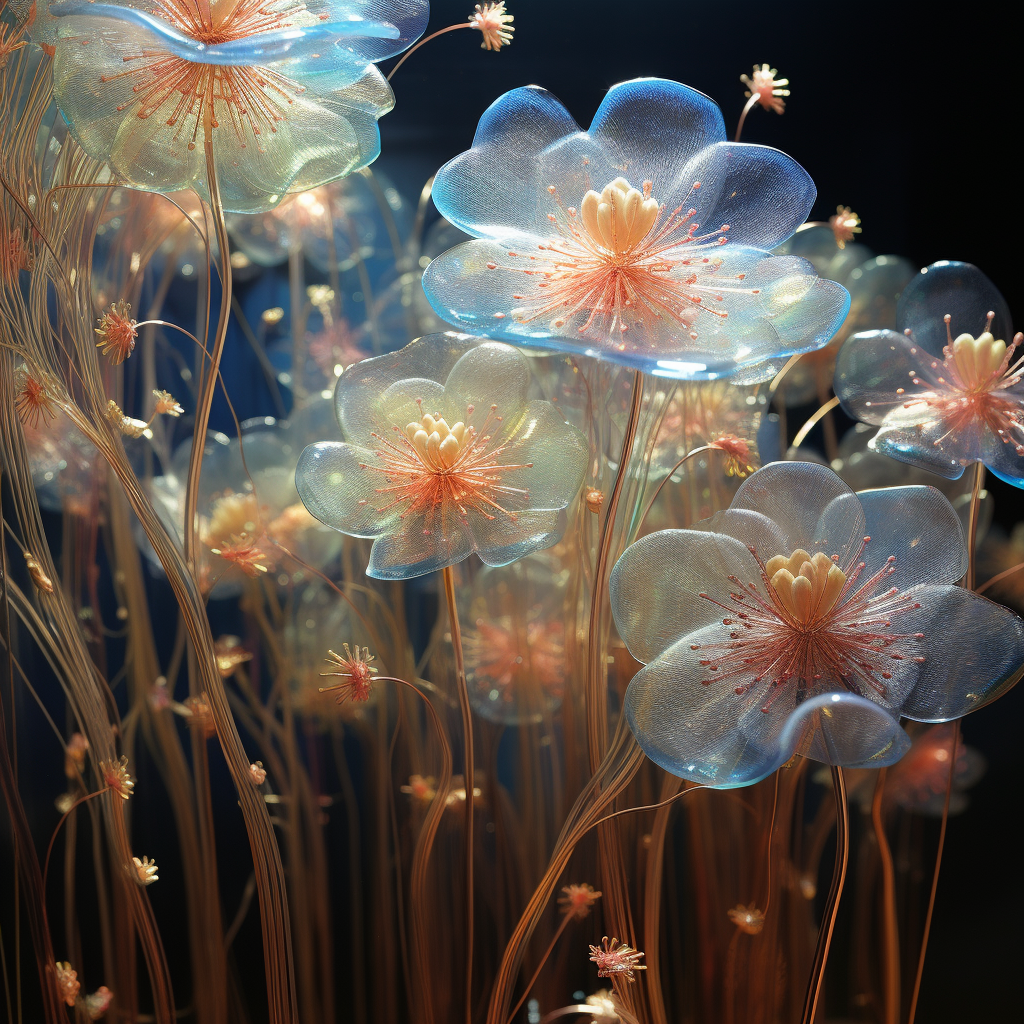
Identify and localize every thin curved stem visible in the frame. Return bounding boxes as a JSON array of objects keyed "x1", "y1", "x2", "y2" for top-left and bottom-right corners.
[
  {"x1": 42, "y1": 788, "x2": 109, "y2": 896},
  {"x1": 800, "y1": 764, "x2": 849, "y2": 1024},
  {"x1": 734, "y1": 94, "x2": 760, "y2": 142},
  {"x1": 637, "y1": 444, "x2": 717, "y2": 531},
  {"x1": 871, "y1": 768, "x2": 899, "y2": 1024},
  {"x1": 443, "y1": 565, "x2": 475, "y2": 1024},
  {"x1": 791, "y1": 396, "x2": 841, "y2": 450},
  {"x1": 587, "y1": 370, "x2": 643, "y2": 773},
  {"x1": 386, "y1": 23, "x2": 469, "y2": 82},
  {"x1": 907, "y1": 462, "x2": 982, "y2": 1021},
  {"x1": 183, "y1": 119, "x2": 233, "y2": 570},
  {"x1": 506, "y1": 913, "x2": 573, "y2": 1024},
  {"x1": 977, "y1": 559, "x2": 1024, "y2": 595}
]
